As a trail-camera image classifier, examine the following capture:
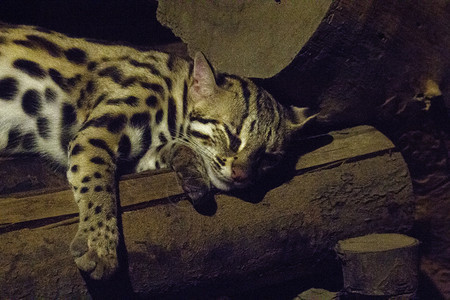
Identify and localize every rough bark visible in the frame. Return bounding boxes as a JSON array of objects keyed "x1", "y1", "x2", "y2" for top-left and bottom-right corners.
[{"x1": 0, "y1": 126, "x2": 415, "y2": 297}]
